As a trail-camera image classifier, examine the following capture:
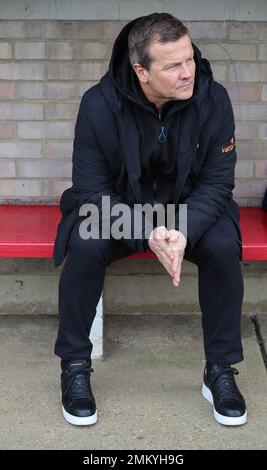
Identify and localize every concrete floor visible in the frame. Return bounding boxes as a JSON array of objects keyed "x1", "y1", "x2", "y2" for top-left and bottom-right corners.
[{"x1": 0, "y1": 313, "x2": 266, "y2": 450}]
